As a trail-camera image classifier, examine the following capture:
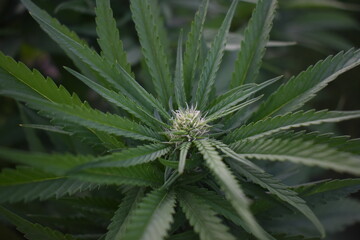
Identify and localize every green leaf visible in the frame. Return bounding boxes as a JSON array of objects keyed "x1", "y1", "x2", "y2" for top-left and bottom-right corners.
[
  {"x1": 194, "y1": 140, "x2": 272, "y2": 240},
  {"x1": 231, "y1": 0, "x2": 278, "y2": 87},
  {"x1": 205, "y1": 95, "x2": 262, "y2": 123},
  {"x1": 177, "y1": 189, "x2": 236, "y2": 240},
  {"x1": 105, "y1": 188, "x2": 144, "y2": 240},
  {"x1": 272, "y1": 131, "x2": 360, "y2": 155},
  {"x1": 231, "y1": 137, "x2": 360, "y2": 175},
  {"x1": 0, "y1": 51, "x2": 128, "y2": 149},
  {"x1": 95, "y1": 0, "x2": 132, "y2": 75},
  {"x1": 74, "y1": 143, "x2": 171, "y2": 169},
  {"x1": 228, "y1": 161, "x2": 325, "y2": 238},
  {"x1": 195, "y1": 0, "x2": 238, "y2": 110},
  {"x1": 224, "y1": 110, "x2": 360, "y2": 143},
  {"x1": 65, "y1": 67, "x2": 165, "y2": 130},
  {"x1": 73, "y1": 164, "x2": 163, "y2": 187},
  {"x1": 0, "y1": 167, "x2": 97, "y2": 203},
  {"x1": 20, "y1": 0, "x2": 169, "y2": 119},
  {"x1": 294, "y1": 179, "x2": 360, "y2": 206},
  {"x1": 174, "y1": 31, "x2": 186, "y2": 108},
  {"x1": 183, "y1": 186, "x2": 246, "y2": 229},
  {"x1": 0, "y1": 147, "x2": 98, "y2": 175},
  {"x1": 0, "y1": 206, "x2": 78, "y2": 240},
  {"x1": 26, "y1": 98, "x2": 163, "y2": 142},
  {"x1": 207, "y1": 76, "x2": 281, "y2": 116},
  {"x1": 183, "y1": 0, "x2": 209, "y2": 101},
  {"x1": 266, "y1": 199, "x2": 360, "y2": 237},
  {"x1": 122, "y1": 189, "x2": 176, "y2": 240},
  {"x1": 178, "y1": 142, "x2": 192, "y2": 174},
  {"x1": 251, "y1": 48, "x2": 360, "y2": 121},
  {"x1": 130, "y1": 0, "x2": 173, "y2": 106}
]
